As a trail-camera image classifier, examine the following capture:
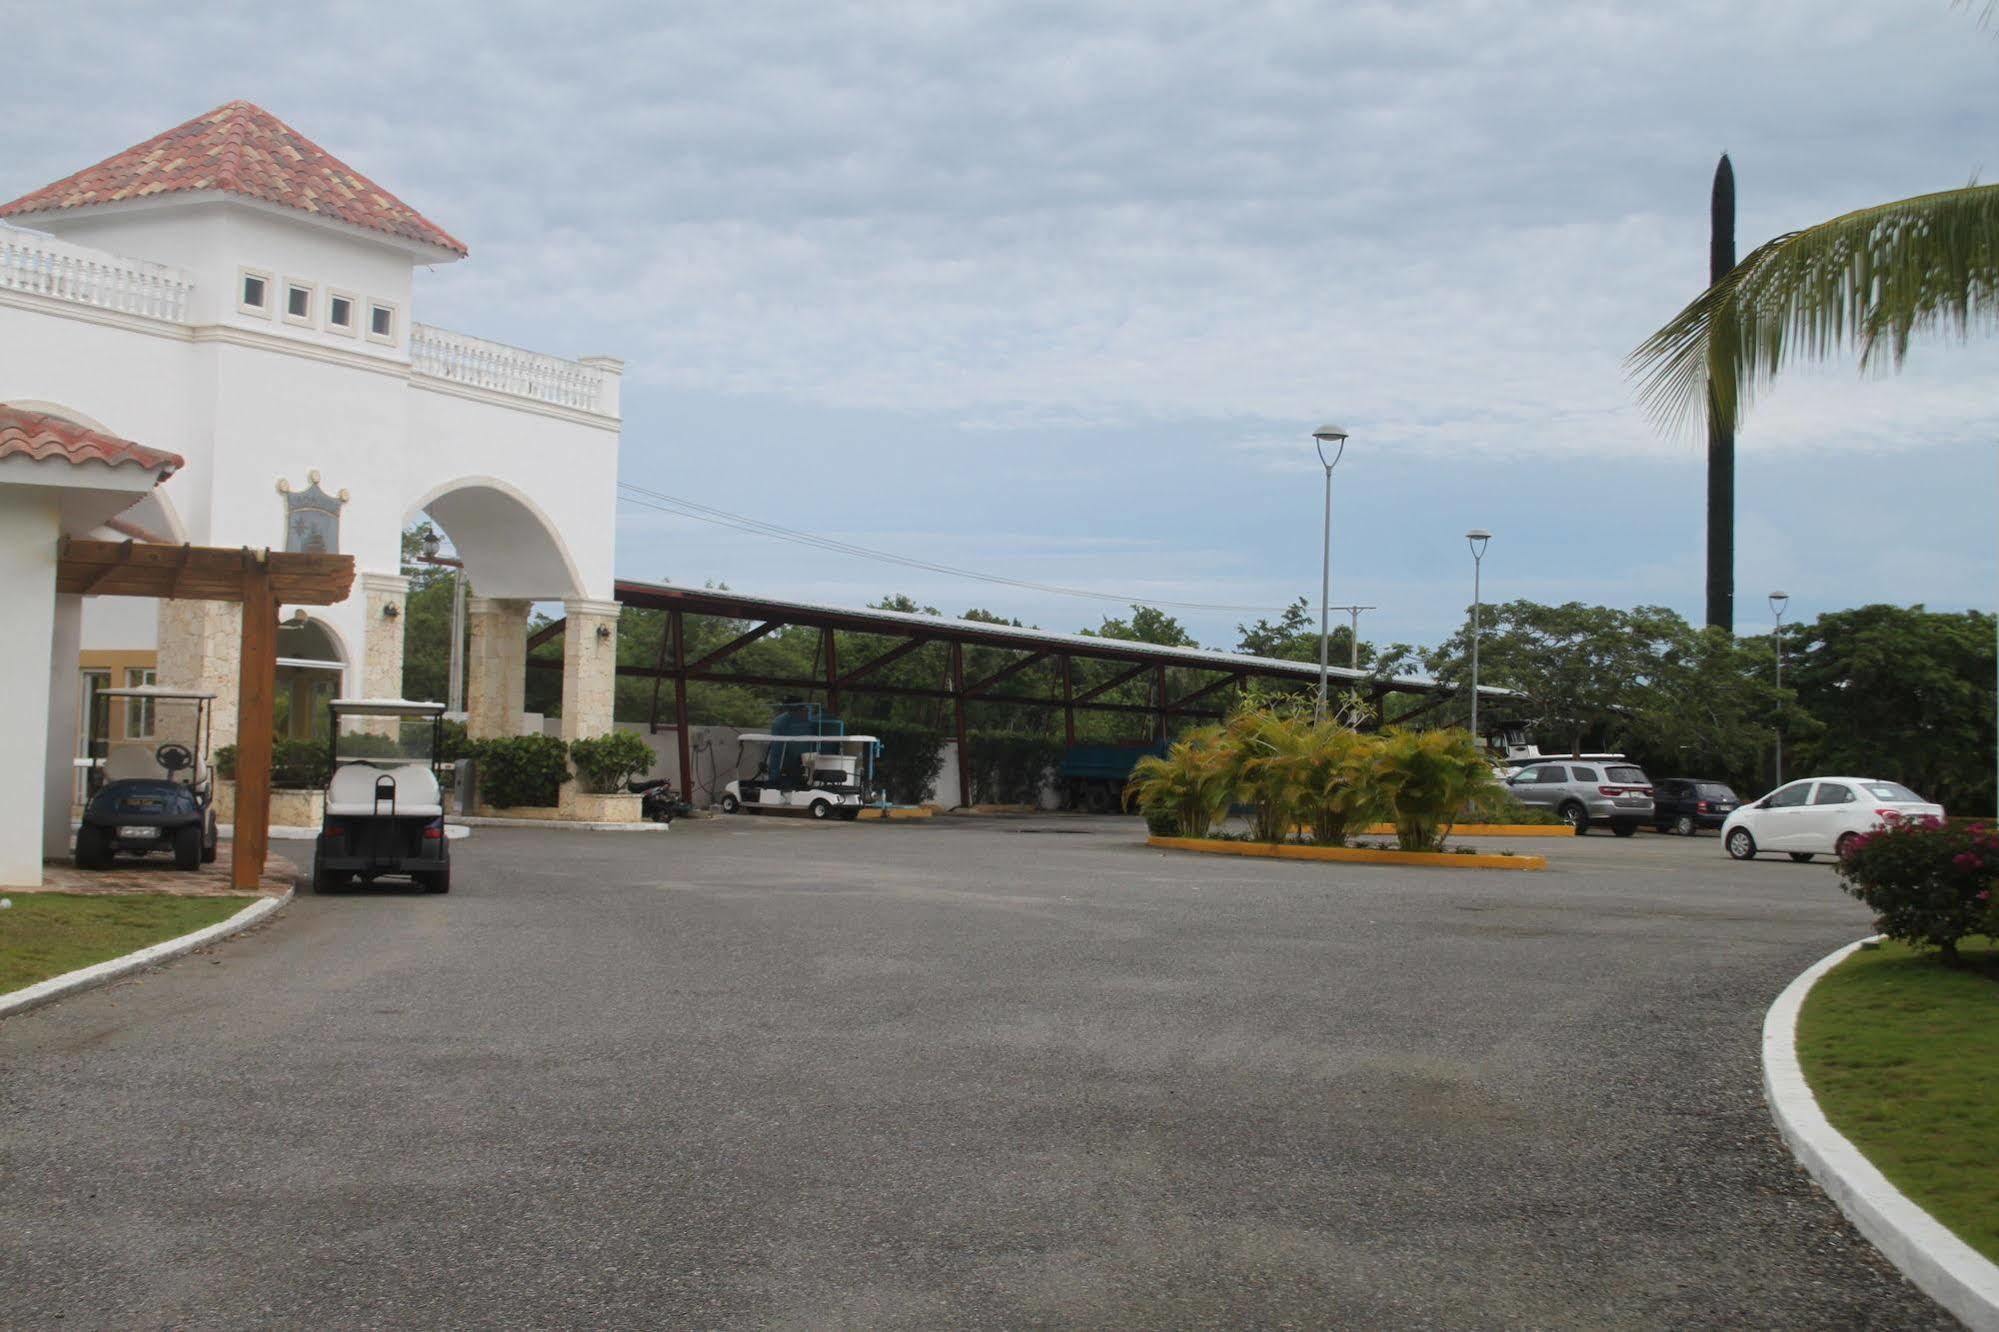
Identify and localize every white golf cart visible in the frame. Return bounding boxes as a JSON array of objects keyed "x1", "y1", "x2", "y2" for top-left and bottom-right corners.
[
  {"x1": 75, "y1": 687, "x2": 219, "y2": 871},
  {"x1": 720, "y1": 733, "x2": 881, "y2": 821},
  {"x1": 310, "y1": 698, "x2": 451, "y2": 893}
]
